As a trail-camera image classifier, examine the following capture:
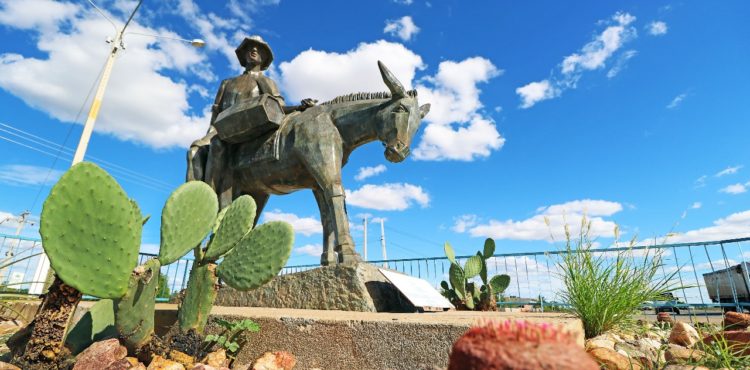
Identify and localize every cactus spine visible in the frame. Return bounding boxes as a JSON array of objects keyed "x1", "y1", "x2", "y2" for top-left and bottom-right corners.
[
  {"x1": 177, "y1": 195, "x2": 293, "y2": 333},
  {"x1": 440, "y1": 238, "x2": 511, "y2": 311}
]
